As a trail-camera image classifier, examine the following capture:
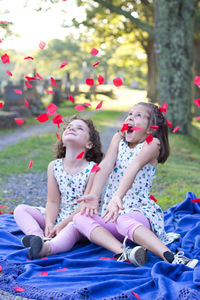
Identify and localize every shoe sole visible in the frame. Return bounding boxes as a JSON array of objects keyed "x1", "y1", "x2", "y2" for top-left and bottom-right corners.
[
  {"x1": 21, "y1": 235, "x2": 35, "y2": 247},
  {"x1": 129, "y1": 246, "x2": 148, "y2": 267},
  {"x1": 27, "y1": 236, "x2": 43, "y2": 260}
]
